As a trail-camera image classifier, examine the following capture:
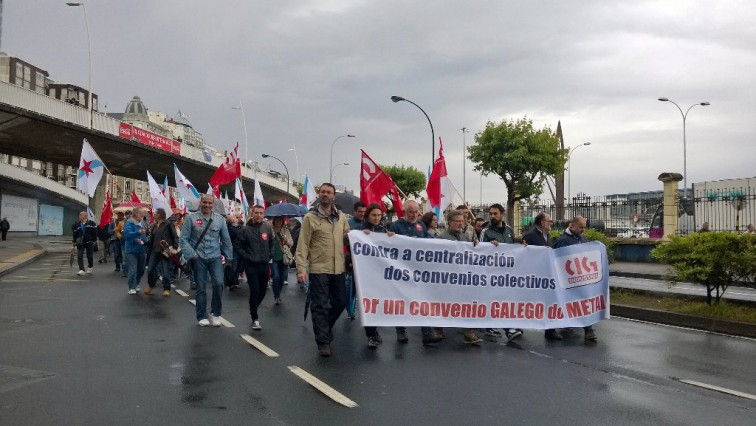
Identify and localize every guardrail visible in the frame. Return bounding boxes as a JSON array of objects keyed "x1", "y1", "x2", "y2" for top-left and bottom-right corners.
[{"x1": 0, "y1": 80, "x2": 296, "y2": 198}]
